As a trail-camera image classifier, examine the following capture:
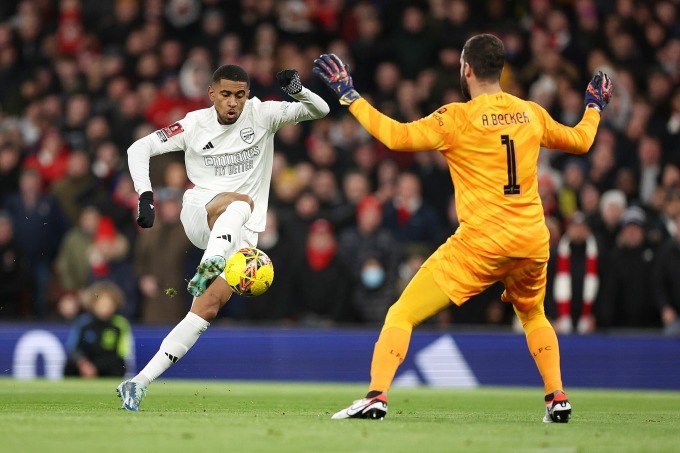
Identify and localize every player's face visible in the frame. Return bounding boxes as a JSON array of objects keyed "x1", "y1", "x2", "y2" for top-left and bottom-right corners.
[
  {"x1": 209, "y1": 79, "x2": 250, "y2": 125},
  {"x1": 460, "y1": 52, "x2": 471, "y2": 101}
]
